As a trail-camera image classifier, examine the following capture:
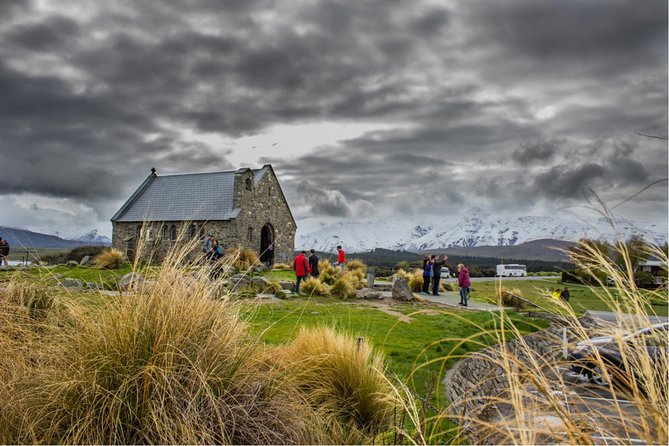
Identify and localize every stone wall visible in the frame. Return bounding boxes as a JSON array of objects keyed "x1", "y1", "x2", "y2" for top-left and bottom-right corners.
[
  {"x1": 112, "y1": 166, "x2": 295, "y2": 264},
  {"x1": 443, "y1": 316, "x2": 597, "y2": 441}
]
